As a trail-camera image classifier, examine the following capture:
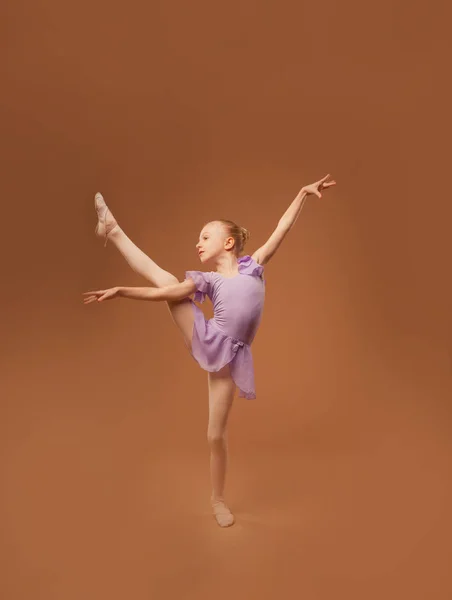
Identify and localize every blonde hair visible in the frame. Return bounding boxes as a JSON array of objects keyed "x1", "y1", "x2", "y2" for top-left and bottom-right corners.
[{"x1": 217, "y1": 219, "x2": 250, "y2": 255}]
